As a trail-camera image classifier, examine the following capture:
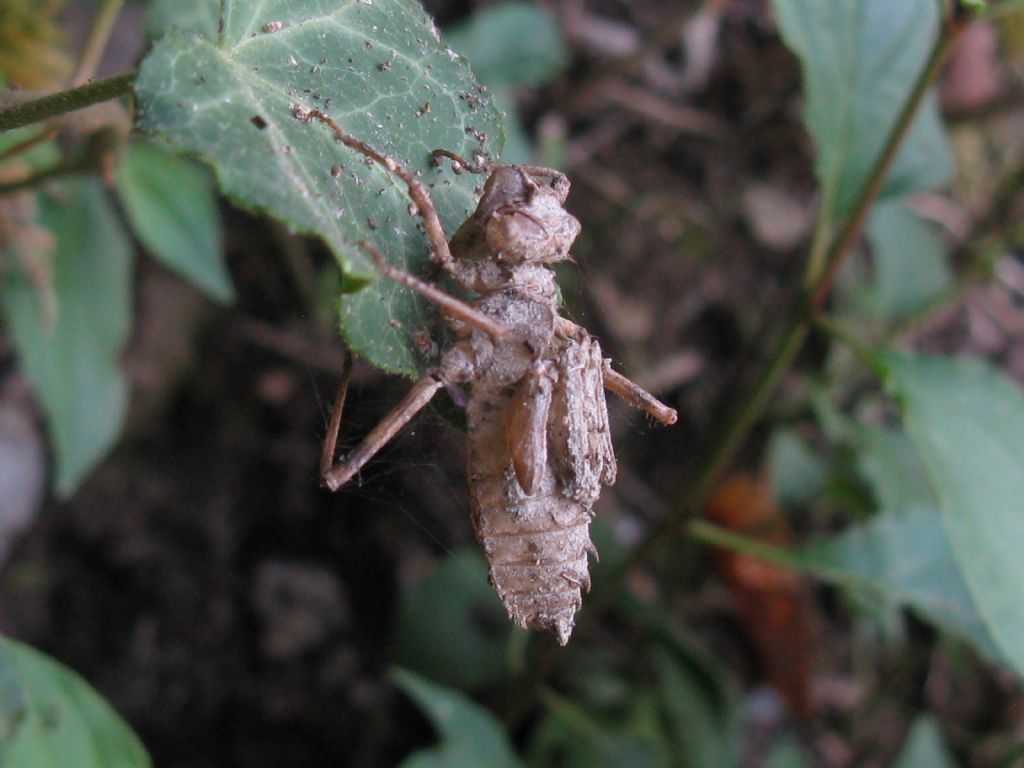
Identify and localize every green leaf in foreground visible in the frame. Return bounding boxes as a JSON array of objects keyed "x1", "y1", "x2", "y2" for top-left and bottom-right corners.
[
  {"x1": 0, "y1": 637, "x2": 151, "y2": 768},
  {"x1": 394, "y1": 548, "x2": 510, "y2": 690},
  {"x1": 533, "y1": 690, "x2": 668, "y2": 768},
  {"x1": 134, "y1": 0, "x2": 503, "y2": 375},
  {"x1": 882, "y1": 352, "x2": 1024, "y2": 678},
  {"x1": 773, "y1": 0, "x2": 952, "y2": 228},
  {"x1": 654, "y1": 646, "x2": 738, "y2": 768},
  {"x1": 393, "y1": 668, "x2": 522, "y2": 768},
  {"x1": 0, "y1": 179, "x2": 131, "y2": 497},
  {"x1": 116, "y1": 139, "x2": 234, "y2": 303}
]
